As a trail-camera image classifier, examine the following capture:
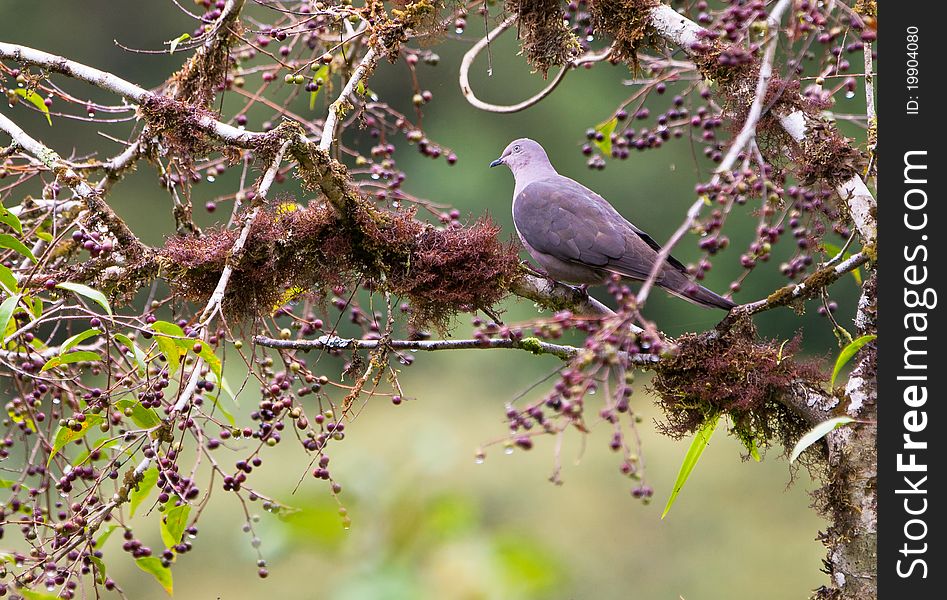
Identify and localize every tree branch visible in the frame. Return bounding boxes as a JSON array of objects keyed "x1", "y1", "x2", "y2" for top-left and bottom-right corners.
[
  {"x1": 0, "y1": 111, "x2": 144, "y2": 253},
  {"x1": 253, "y1": 333, "x2": 831, "y2": 424},
  {"x1": 319, "y1": 46, "x2": 378, "y2": 151},
  {"x1": 721, "y1": 251, "x2": 870, "y2": 327},
  {"x1": 0, "y1": 42, "x2": 265, "y2": 148}
]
